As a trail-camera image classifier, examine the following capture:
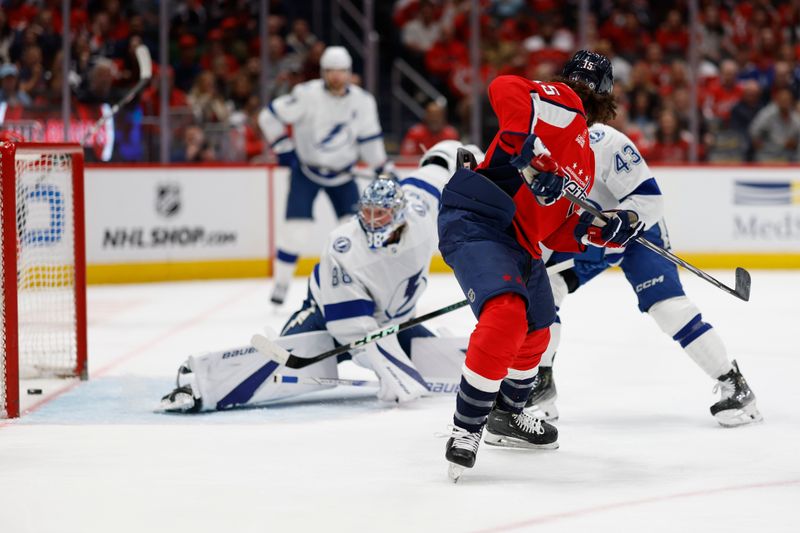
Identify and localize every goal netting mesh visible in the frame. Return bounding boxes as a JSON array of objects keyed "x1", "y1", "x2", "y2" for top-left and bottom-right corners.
[
  {"x1": 16, "y1": 150, "x2": 80, "y2": 378},
  {"x1": 2, "y1": 144, "x2": 85, "y2": 418}
]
